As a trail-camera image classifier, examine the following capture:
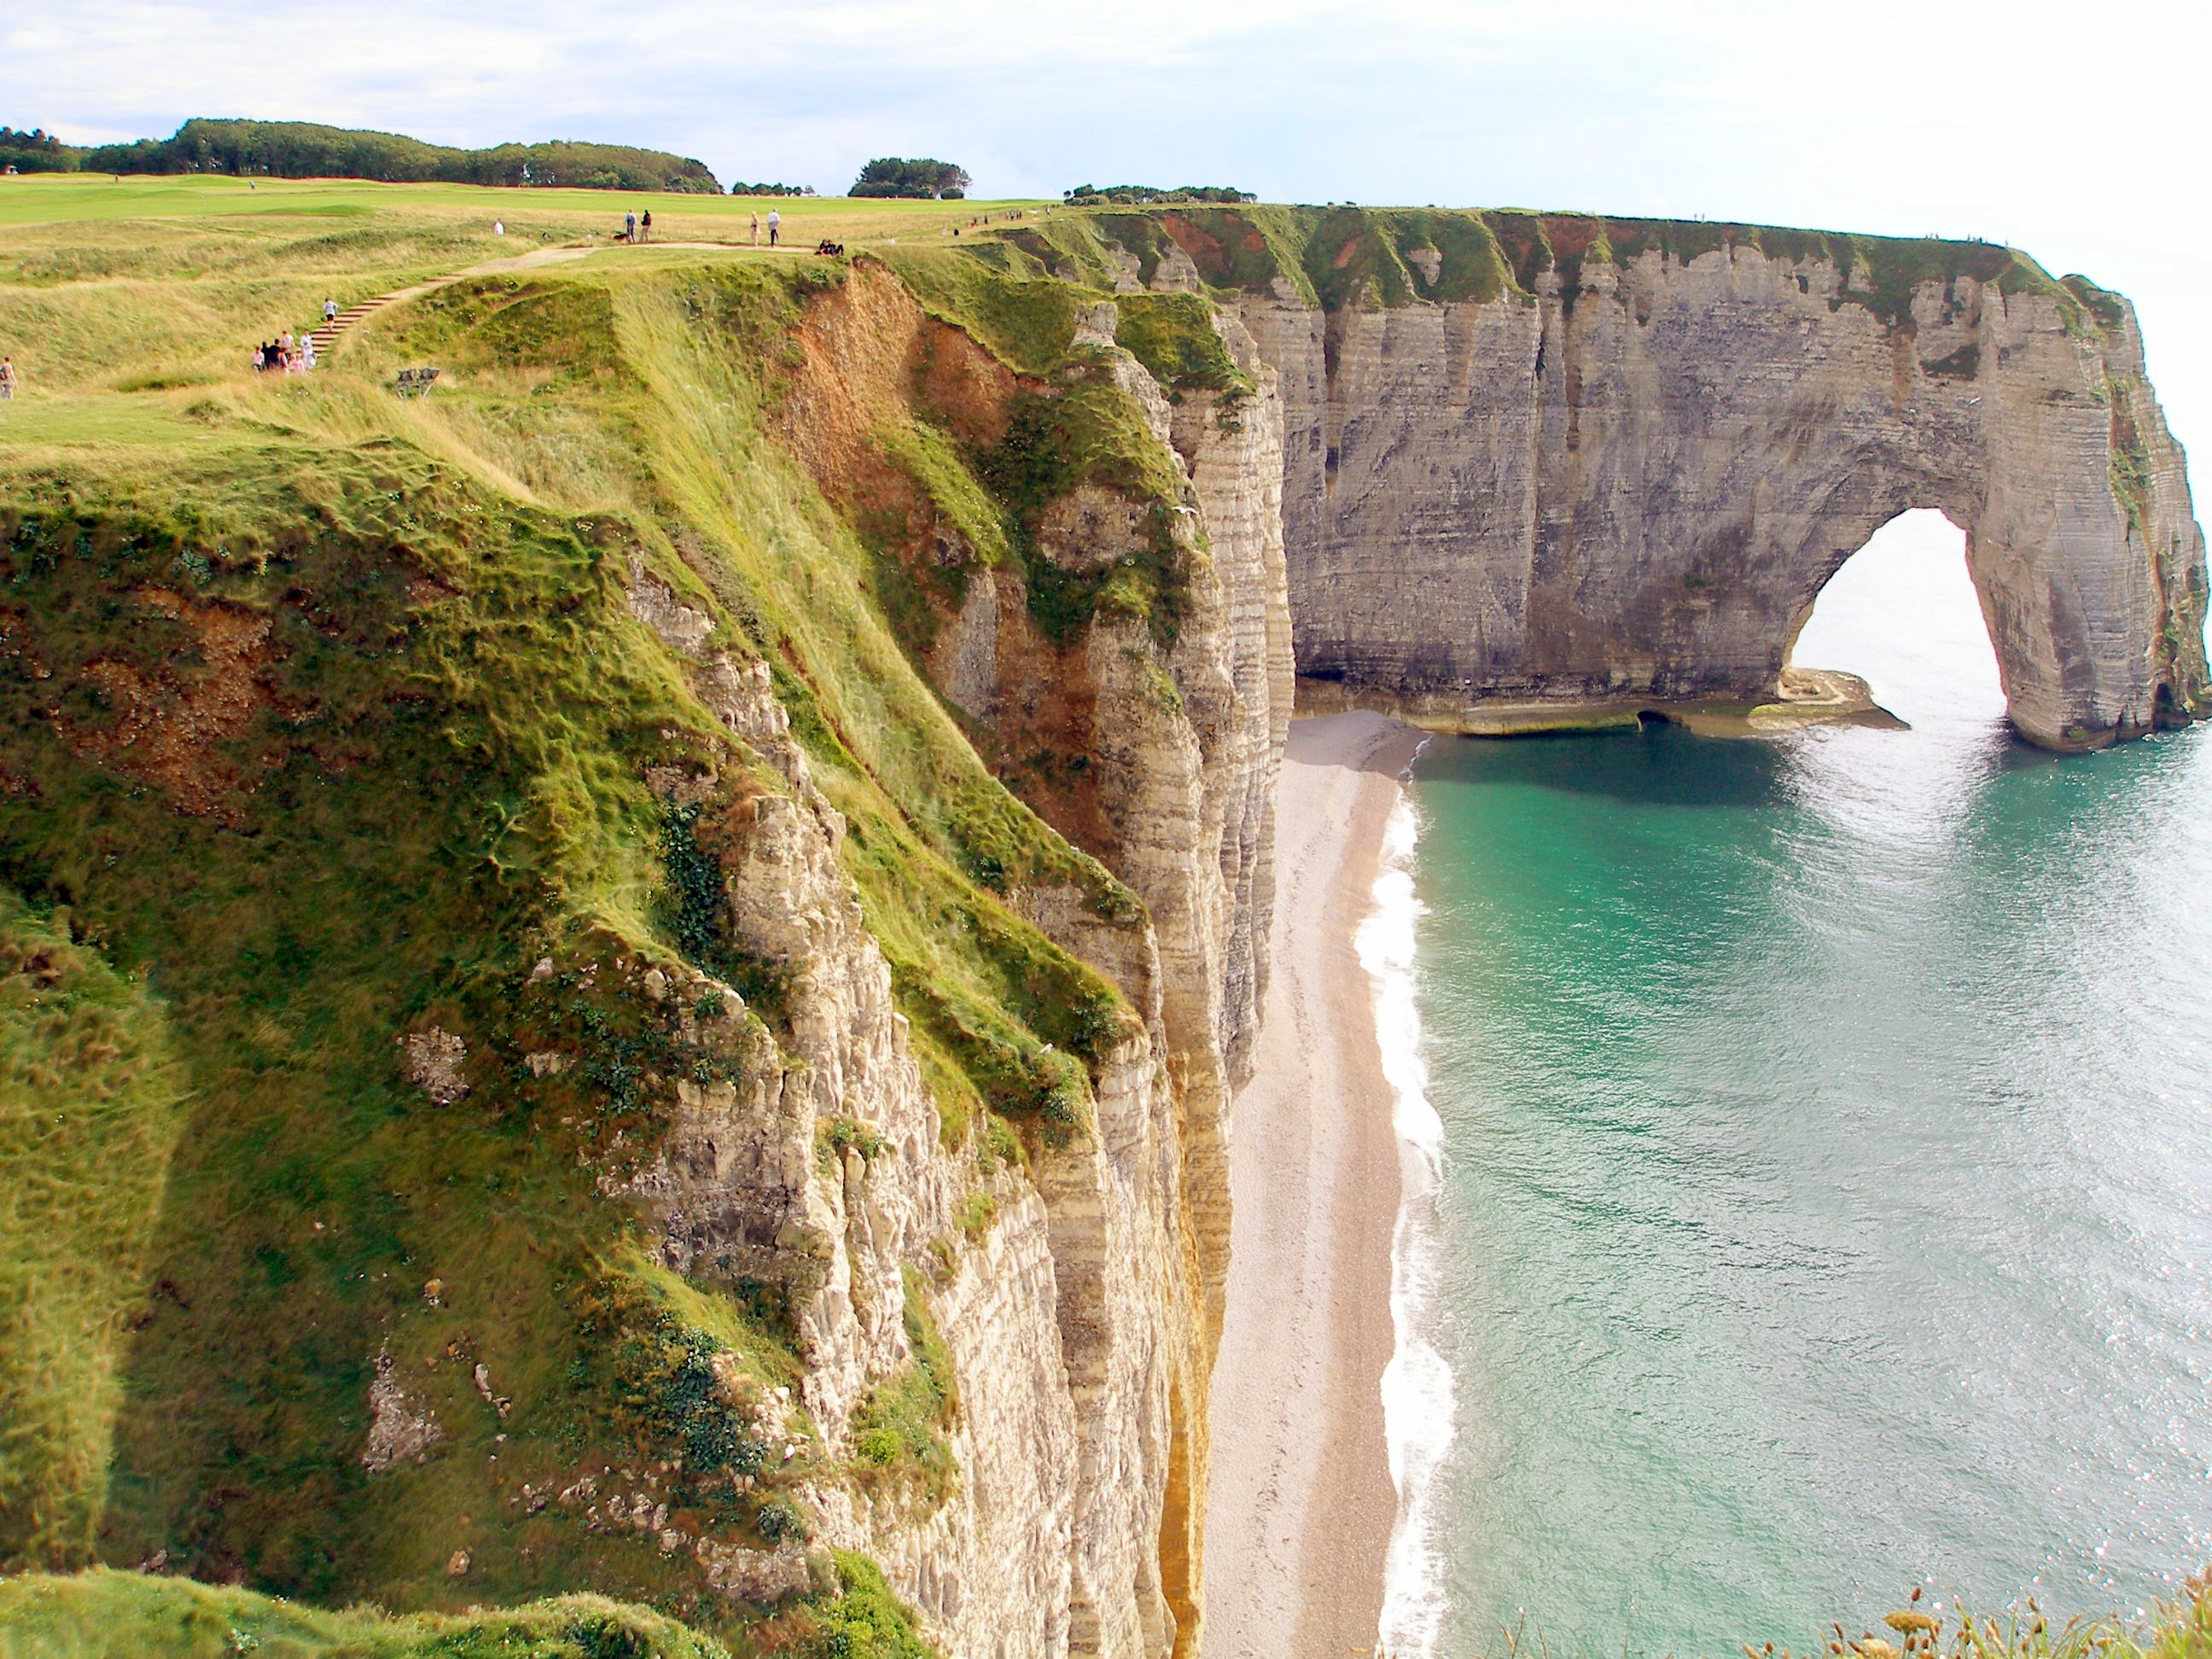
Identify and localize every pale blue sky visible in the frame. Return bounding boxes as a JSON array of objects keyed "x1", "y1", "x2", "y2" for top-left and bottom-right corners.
[{"x1": 9, "y1": 0, "x2": 2210, "y2": 458}]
